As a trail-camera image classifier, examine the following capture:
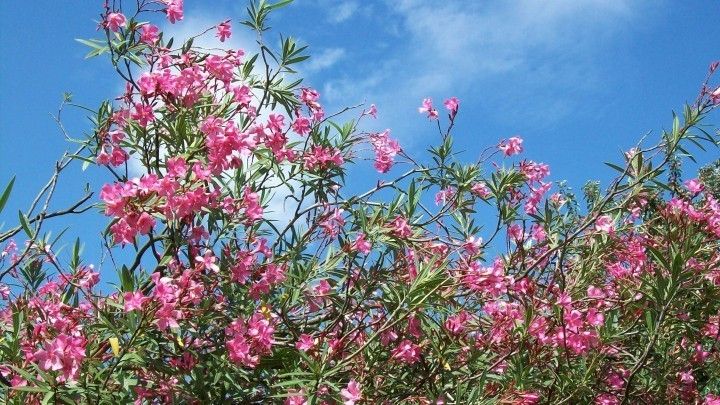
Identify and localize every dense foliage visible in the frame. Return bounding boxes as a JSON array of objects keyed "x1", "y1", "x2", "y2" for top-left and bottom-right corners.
[{"x1": 1, "y1": 1, "x2": 720, "y2": 403}]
